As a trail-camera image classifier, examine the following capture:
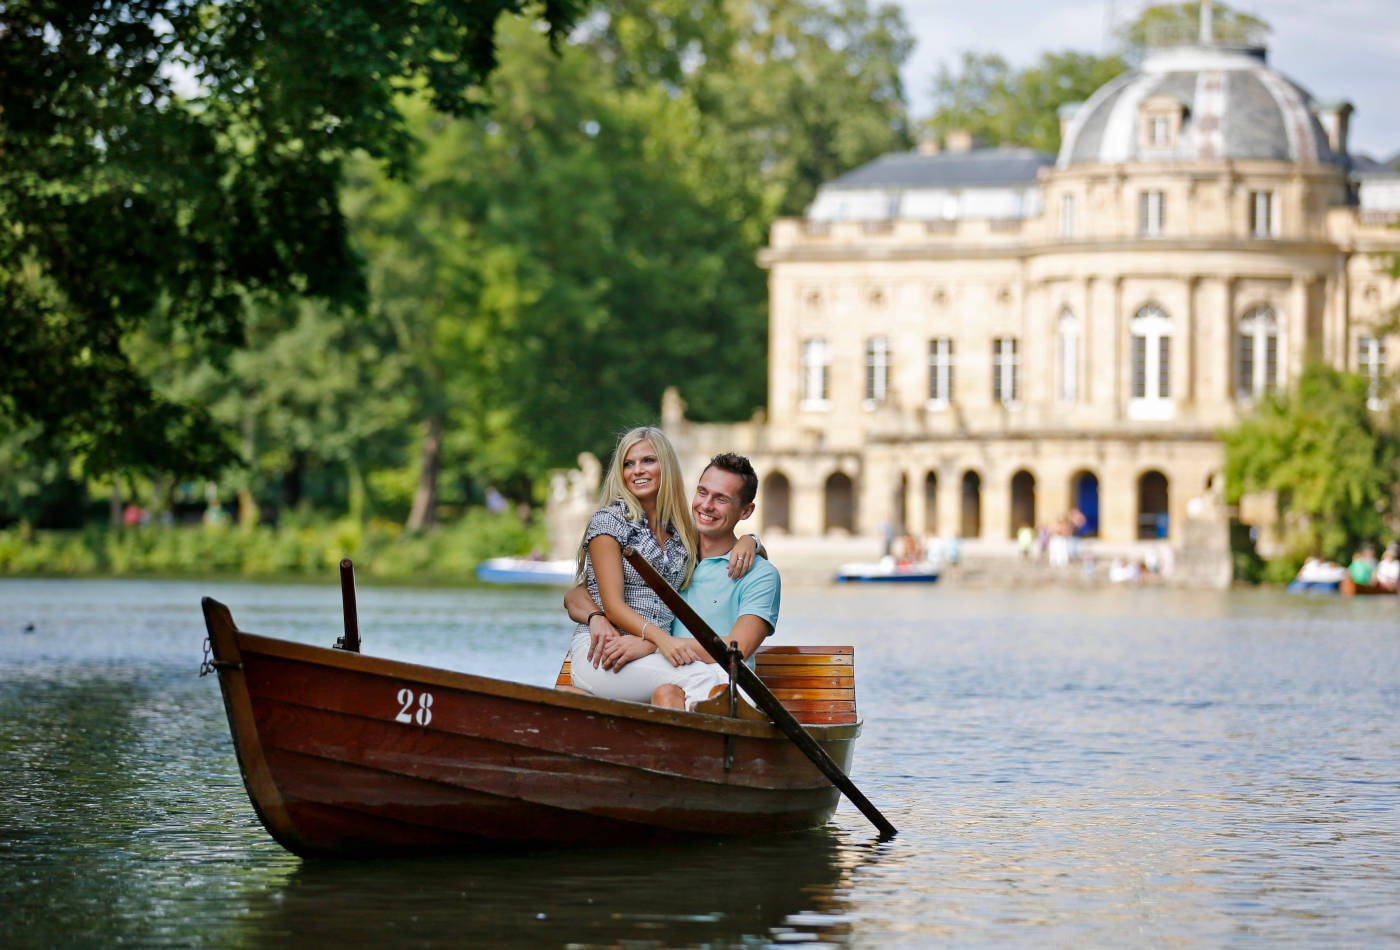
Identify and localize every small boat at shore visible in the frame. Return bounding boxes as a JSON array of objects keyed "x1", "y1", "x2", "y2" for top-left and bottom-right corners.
[
  {"x1": 1341, "y1": 576, "x2": 1397, "y2": 597},
  {"x1": 835, "y1": 560, "x2": 940, "y2": 584},
  {"x1": 474, "y1": 556, "x2": 575, "y2": 586},
  {"x1": 200, "y1": 597, "x2": 863, "y2": 856}
]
